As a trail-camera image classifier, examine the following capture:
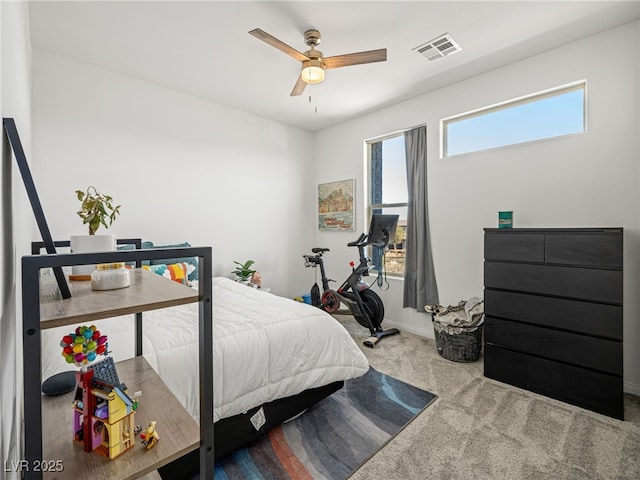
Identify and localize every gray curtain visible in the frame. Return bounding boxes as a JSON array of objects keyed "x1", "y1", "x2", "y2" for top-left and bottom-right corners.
[{"x1": 403, "y1": 125, "x2": 438, "y2": 309}]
